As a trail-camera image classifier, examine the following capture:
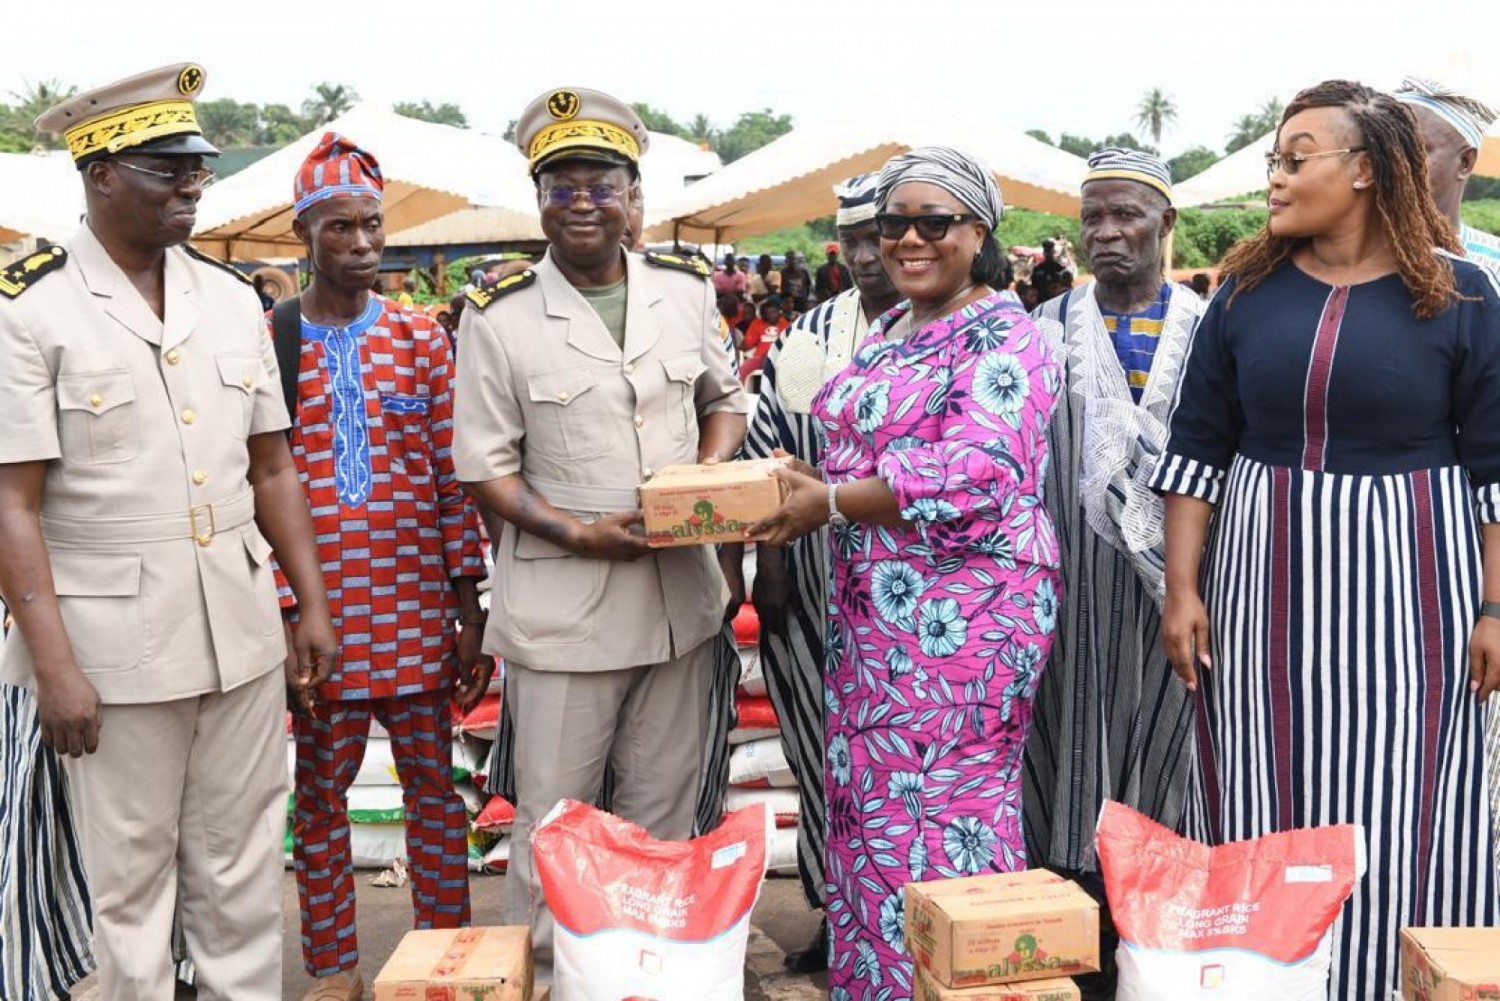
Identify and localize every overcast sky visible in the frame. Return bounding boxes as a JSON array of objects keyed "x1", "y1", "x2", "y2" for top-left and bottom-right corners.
[{"x1": 5, "y1": 0, "x2": 1493, "y2": 158}]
